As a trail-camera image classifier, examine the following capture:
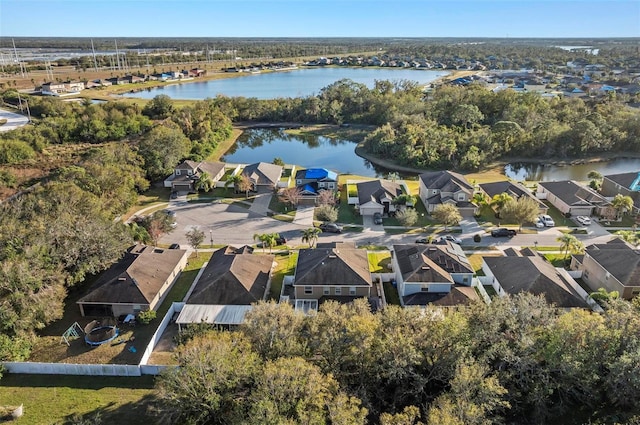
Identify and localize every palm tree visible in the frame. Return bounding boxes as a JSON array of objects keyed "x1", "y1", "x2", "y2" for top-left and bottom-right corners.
[
  {"x1": 301, "y1": 227, "x2": 321, "y2": 248},
  {"x1": 616, "y1": 230, "x2": 640, "y2": 247},
  {"x1": 254, "y1": 233, "x2": 278, "y2": 253},
  {"x1": 472, "y1": 192, "x2": 488, "y2": 207},
  {"x1": 490, "y1": 193, "x2": 513, "y2": 217},
  {"x1": 611, "y1": 194, "x2": 634, "y2": 220},
  {"x1": 557, "y1": 233, "x2": 583, "y2": 265},
  {"x1": 224, "y1": 174, "x2": 242, "y2": 192},
  {"x1": 194, "y1": 171, "x2": 214, "y2": 192}
]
